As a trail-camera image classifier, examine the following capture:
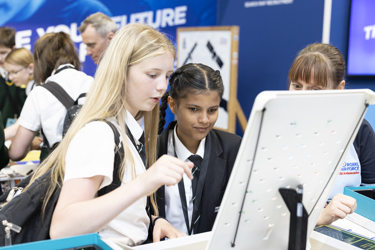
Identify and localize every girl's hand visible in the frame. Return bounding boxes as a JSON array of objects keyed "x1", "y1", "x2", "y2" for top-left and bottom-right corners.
[
  {"x1": 153, "y1": 217, "x2": 187, "y2": 242},
  {"x1": 316, "y1": 193, "x2": 357, "y2": 225},
  {"x1": 136, "y1": 155, "x2": 193, "y2": 196},
  {"x1": 31, "y1": 136, "x2": 43, "y2": 150}
]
